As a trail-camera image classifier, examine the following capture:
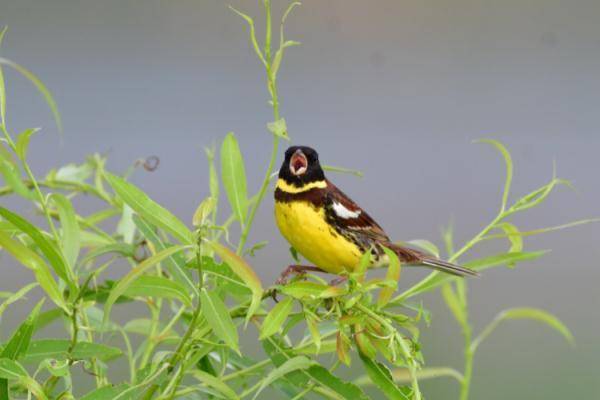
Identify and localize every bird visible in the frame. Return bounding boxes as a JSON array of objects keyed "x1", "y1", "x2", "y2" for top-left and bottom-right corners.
[{"x1": 273, "y1": 145, "x2": 478, "y2": 283}]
